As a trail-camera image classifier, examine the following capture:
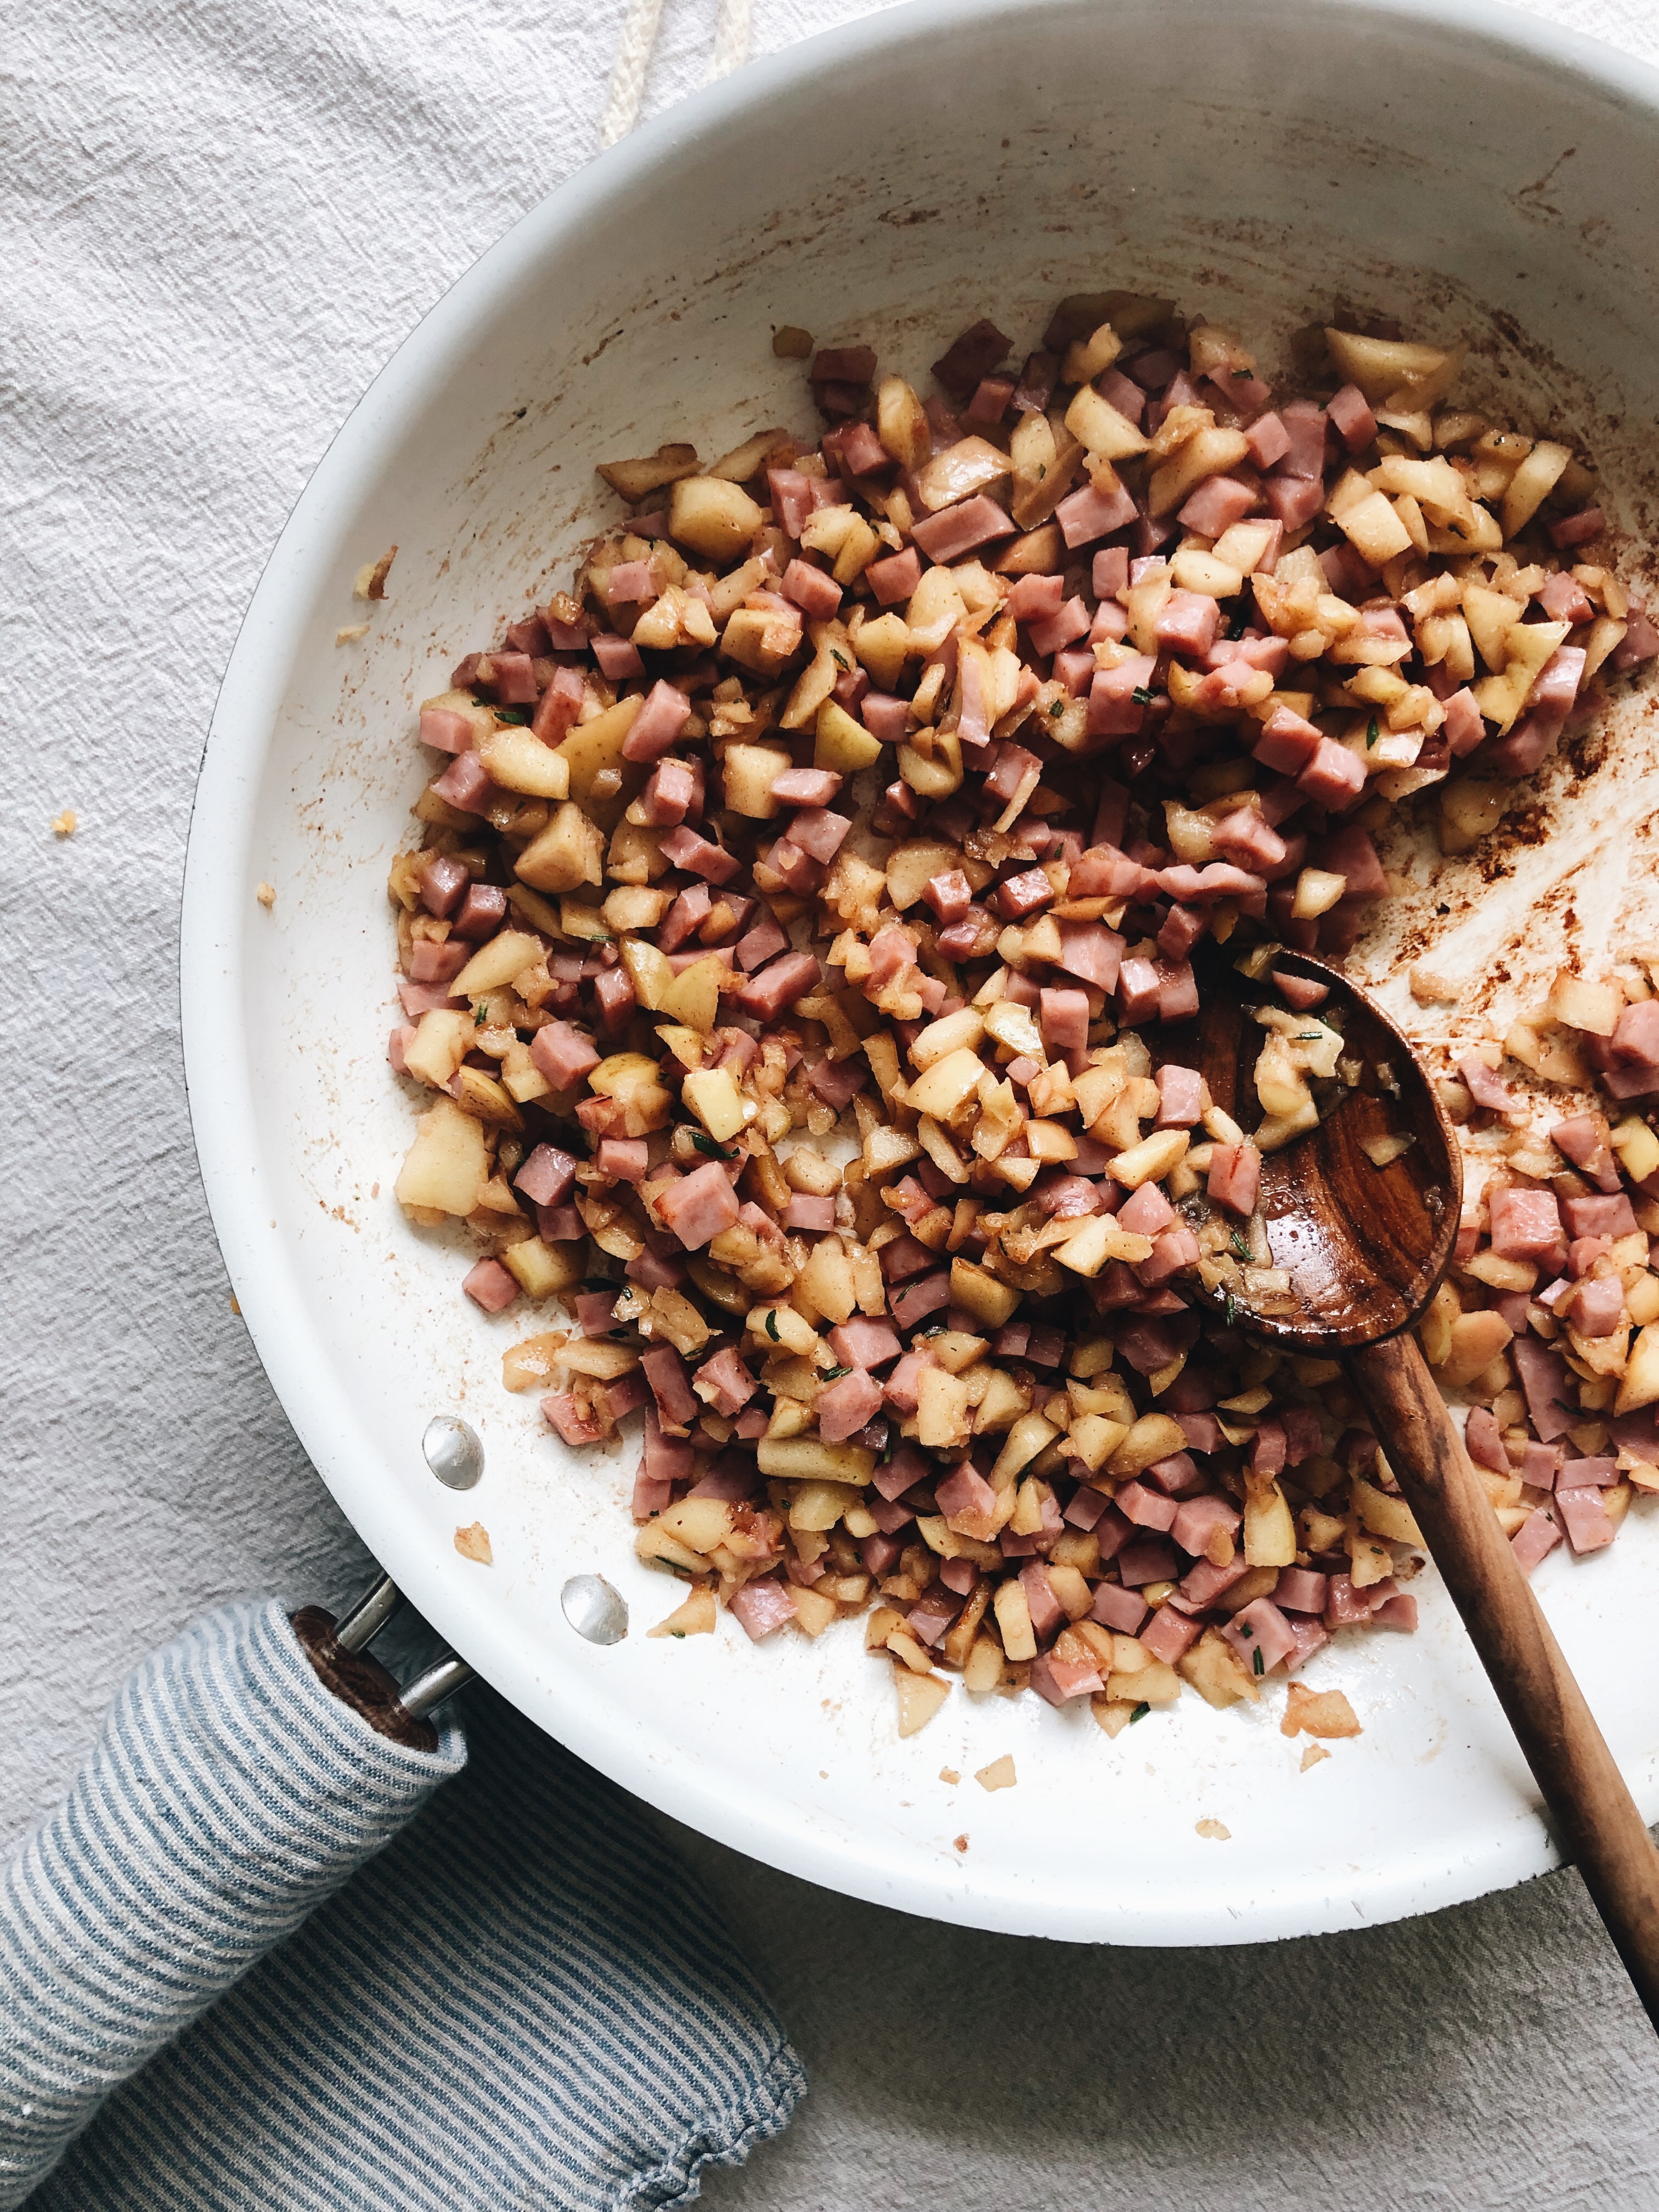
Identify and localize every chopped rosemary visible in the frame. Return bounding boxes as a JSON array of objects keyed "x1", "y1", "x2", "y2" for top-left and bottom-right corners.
[
  {"x1": 494, "y1": 704, "x2": 532, "y2": 725},
  {"x1": 1365, "y1": 716, "x2": 1380, "y2": 749},
  {"x1": 766, "y1": 1310, "x2": 780, "y2": 1340},
  {"x1": 1131, "y1": 686, "x2": 1156, "y2": 706},
  {"x1": 1252, "y1": 1646, "x2": 1265, "y2": 1676},
  {"x1": 689, "y1": 1131, "x2": 730, "y2": 1159},
  {"x1": 1130, "y1": 1702, "x2": 1150, "y2": 1724},
  {"x1": 1229, "y1": 1230, "x2": 1252, "y2": 1262}
]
